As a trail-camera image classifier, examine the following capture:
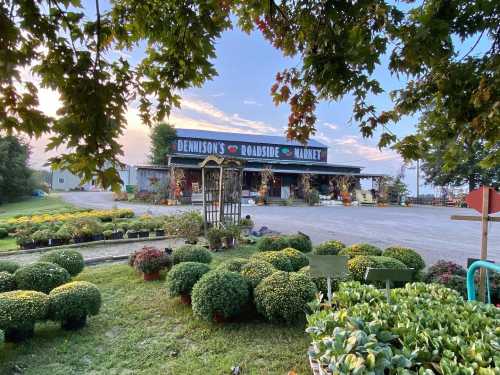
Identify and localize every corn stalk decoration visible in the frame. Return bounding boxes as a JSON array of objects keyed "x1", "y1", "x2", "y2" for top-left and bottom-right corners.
[{"x1": 258, "y1": 166, "x2": 274, "y2": 203}]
